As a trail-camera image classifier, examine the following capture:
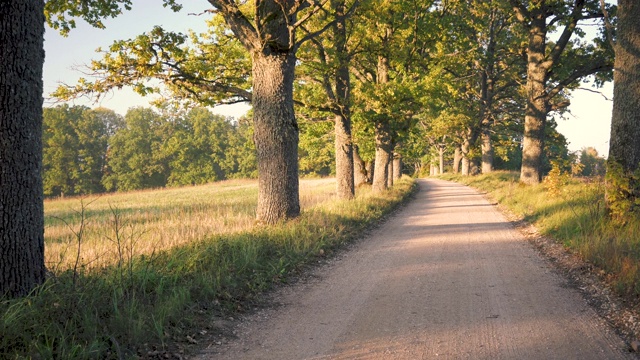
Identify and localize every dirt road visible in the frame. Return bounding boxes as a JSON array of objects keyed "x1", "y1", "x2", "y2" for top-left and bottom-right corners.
[{"x1": 196, "y1": 179, "x2": 633, "y2": 359}]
